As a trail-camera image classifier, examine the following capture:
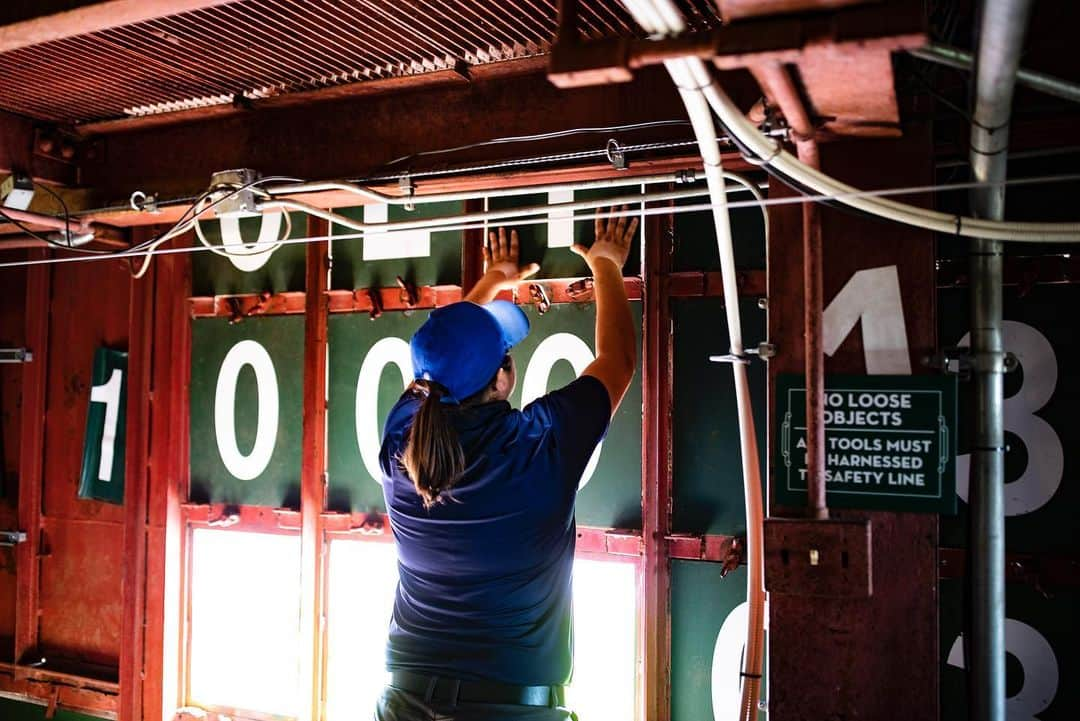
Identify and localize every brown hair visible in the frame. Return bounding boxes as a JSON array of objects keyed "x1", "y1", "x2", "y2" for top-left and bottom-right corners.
[
  {"x1": 400, "y1": 356, "x2": 510, "y2": 509},
  {"x1": 400, "y1": 380, "x2": 465, "y2": 509}
]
